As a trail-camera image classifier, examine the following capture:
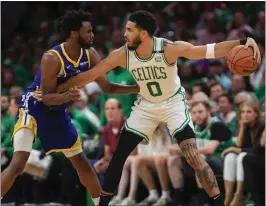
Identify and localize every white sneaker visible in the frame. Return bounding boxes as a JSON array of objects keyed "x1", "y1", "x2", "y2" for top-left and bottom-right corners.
[
  {"x1": 152, "y1": 197, "x2": 172, "y2": 206},
  {"x1": 136, "y1": 196, "x2": 159, "y2": 205},
  {"x1": 120, "y1": 197, "x2": 136, "y2": 205},
  {"x1": 109, "y1": 196, "x2": 122, "y2": 206}
]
